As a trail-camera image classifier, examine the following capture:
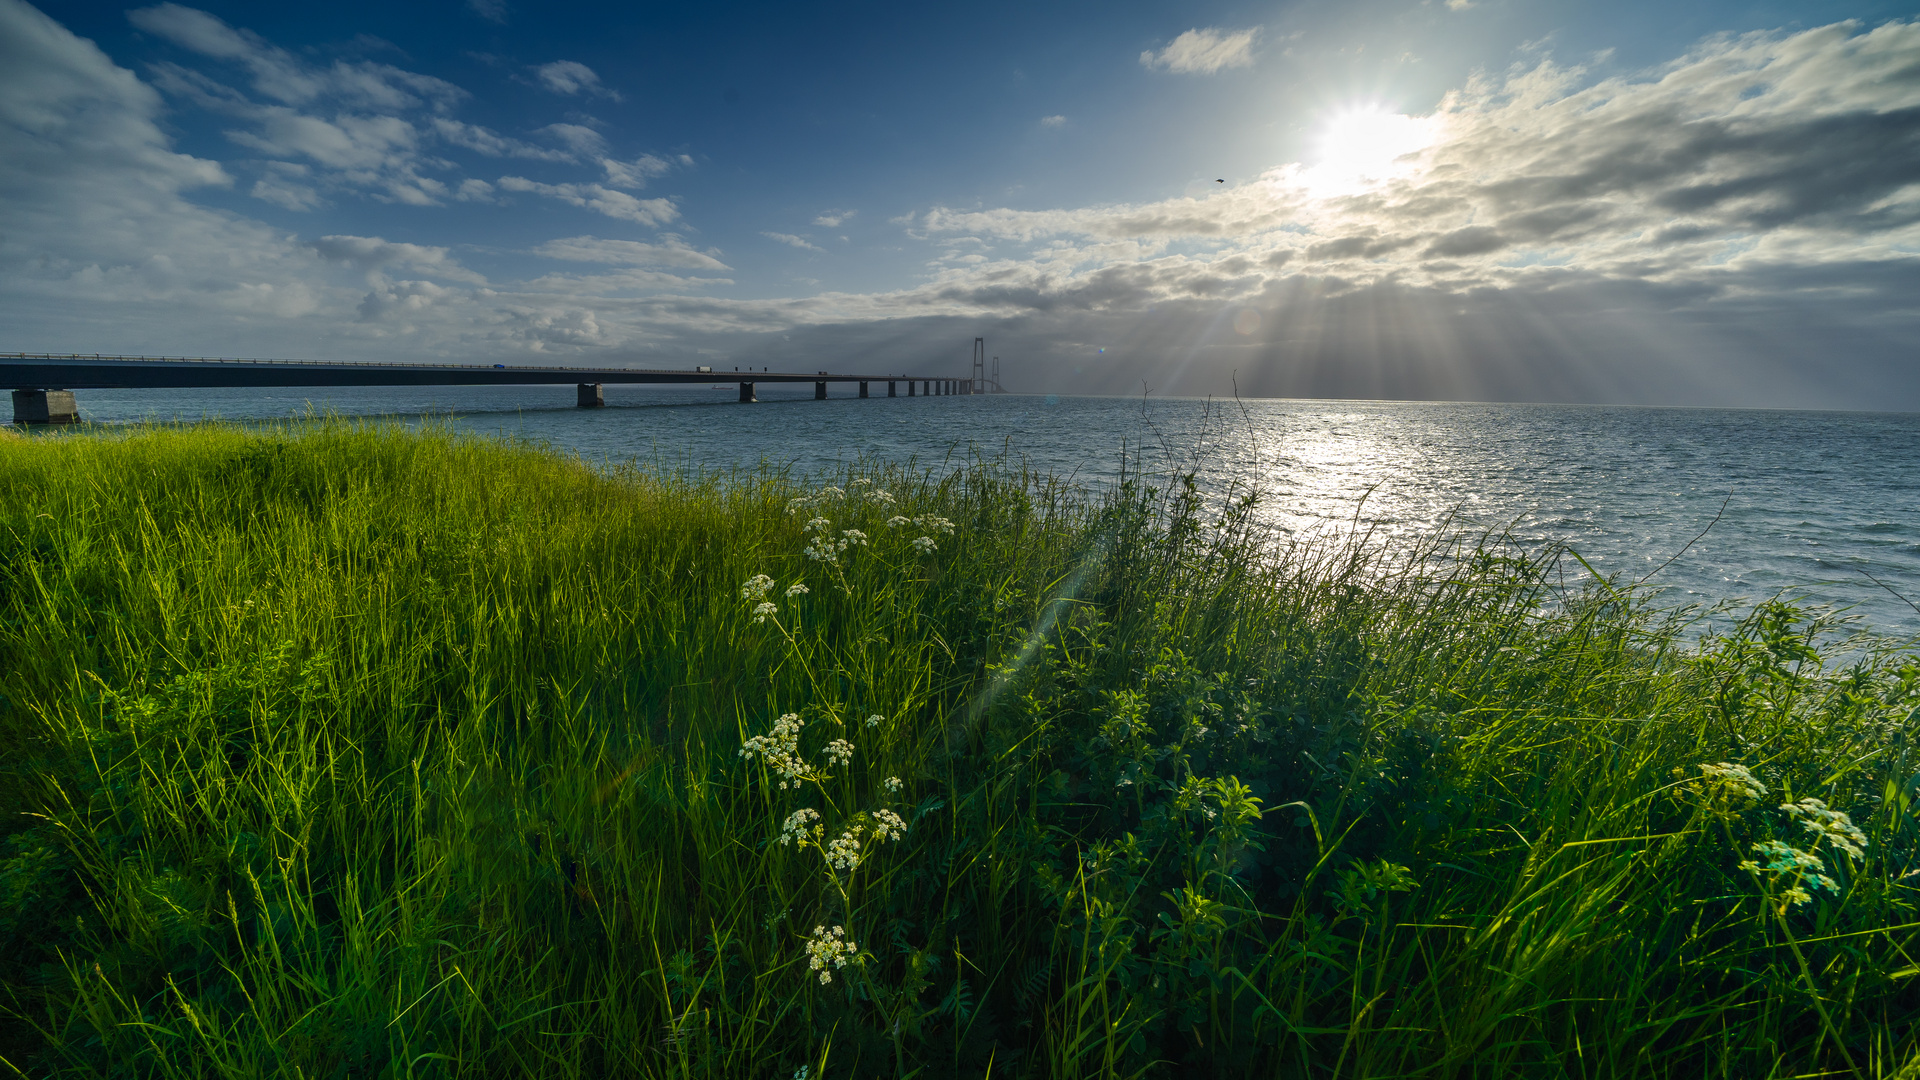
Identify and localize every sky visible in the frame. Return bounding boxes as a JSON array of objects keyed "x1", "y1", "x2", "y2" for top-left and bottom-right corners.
[{"x1": 3, "y1": 0, "x2": 1918, "y2": 407}]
